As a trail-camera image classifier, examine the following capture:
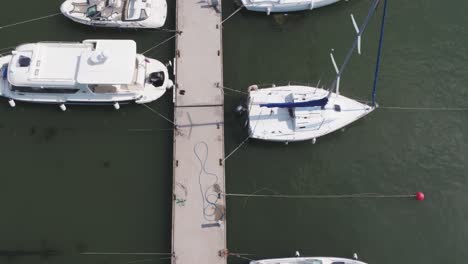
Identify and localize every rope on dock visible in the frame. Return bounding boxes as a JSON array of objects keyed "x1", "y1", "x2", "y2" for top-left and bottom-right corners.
[
  {"x1": 0, "y1": 12, "x2": 61, "y2": 30},
  {"x1": 221, "y1": 5, "x2": 244, "y2": 25},
  {"x1": 194, "y1": 141, "x2": 225, "y2": 222},
  {"x1": 141, "y1": 104, "x2": 176, "y2": 126},
  {"x1": 142, "y1": 34, "x2": 179, "y2": 55}
]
